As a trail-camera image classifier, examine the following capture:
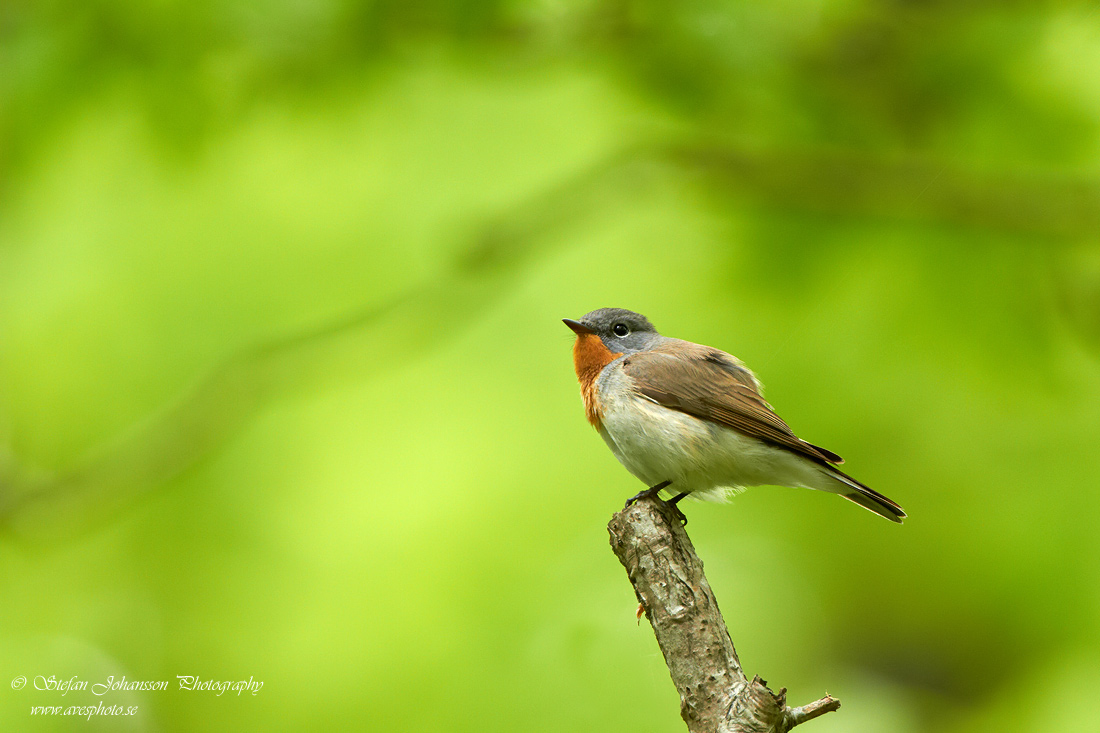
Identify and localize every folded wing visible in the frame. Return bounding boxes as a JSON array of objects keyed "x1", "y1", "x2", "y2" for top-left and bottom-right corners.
[
  {"x1": 622, "y1": 341, "x2": 843, "y2": 466},
  {"x1": 621, "y1": 340, "x2": 906, "y2": 522}
]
